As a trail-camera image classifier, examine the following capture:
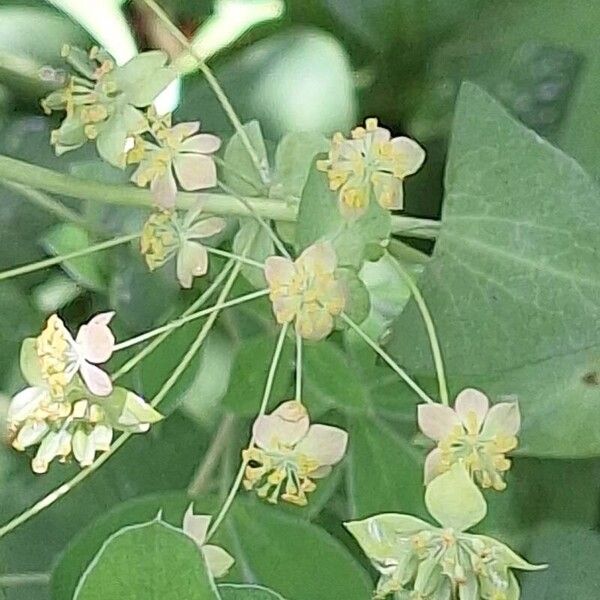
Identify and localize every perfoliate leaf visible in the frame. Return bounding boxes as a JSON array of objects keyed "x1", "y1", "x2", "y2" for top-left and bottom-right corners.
[{"x1": 425, "y1": 462, "x2": 487, "y2": 532}]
